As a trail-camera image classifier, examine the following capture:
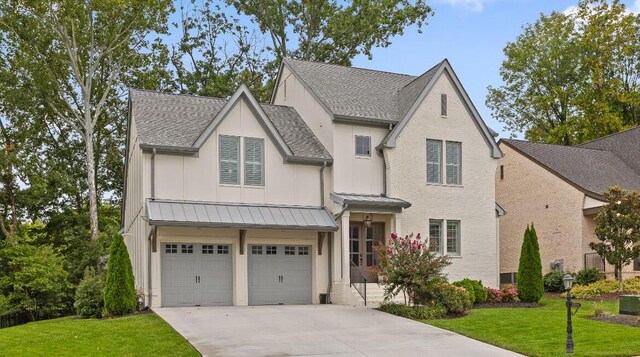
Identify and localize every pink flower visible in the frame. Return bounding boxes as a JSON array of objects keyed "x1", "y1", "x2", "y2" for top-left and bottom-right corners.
[{"x1": 391, "y1": 233, "x2": 398, "y2": 239}]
